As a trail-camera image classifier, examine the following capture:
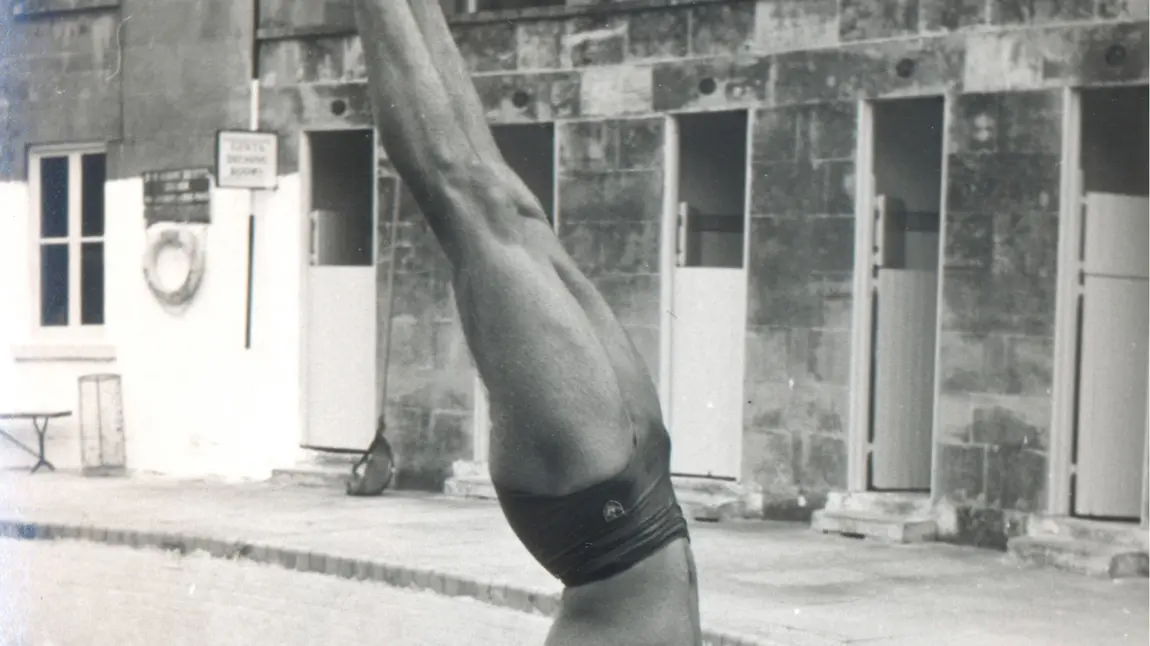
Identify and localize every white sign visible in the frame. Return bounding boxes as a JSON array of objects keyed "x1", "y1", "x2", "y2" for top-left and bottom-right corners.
[{"x1": 216, "y1": 130, "x2": 278, "y2": 190}]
